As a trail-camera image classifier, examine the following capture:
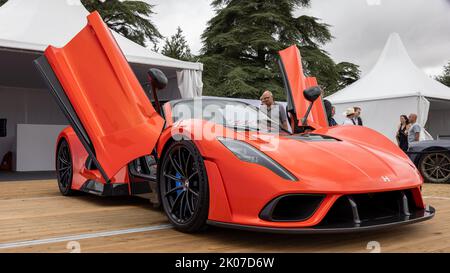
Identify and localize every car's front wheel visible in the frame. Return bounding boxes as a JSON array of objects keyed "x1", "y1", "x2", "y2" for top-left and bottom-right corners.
[
  {"x1": 419, "y1": 152, "x2": 450, "y2": 183},
  {"x1": 56, "y1": 139, "x2": 75, "y2": 195},
  {"x1": 159, "y1": 140, "x2": 209, "y2": 233}
]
